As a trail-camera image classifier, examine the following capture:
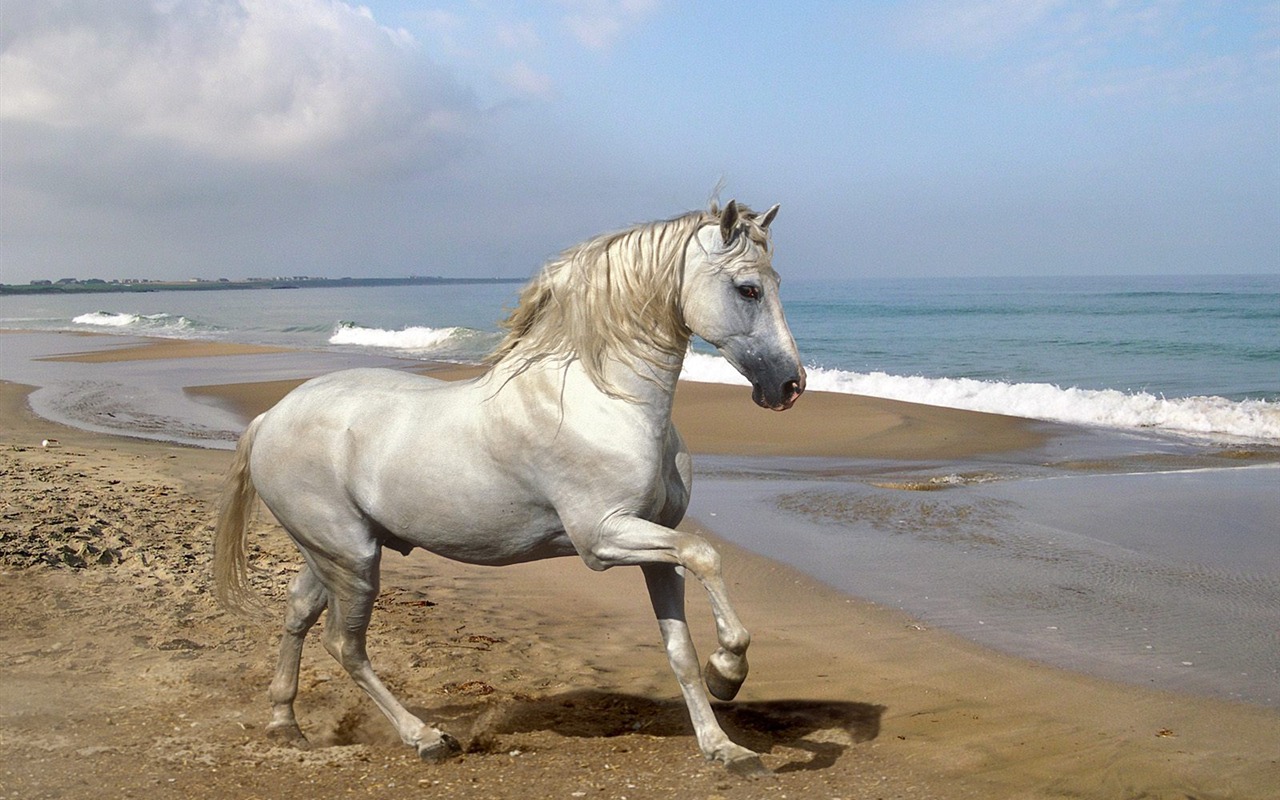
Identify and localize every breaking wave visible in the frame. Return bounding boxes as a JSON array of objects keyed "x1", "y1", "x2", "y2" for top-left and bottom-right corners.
[
  {"x1": 329, "y1": 322, "x2": 500, "y2": 361},
  {"x1": 680, "y1": 352, "x2": 1280, "y2": 443},
  {"x1": 71, "y1": 311, "x2": 206, "y2": 336}
]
